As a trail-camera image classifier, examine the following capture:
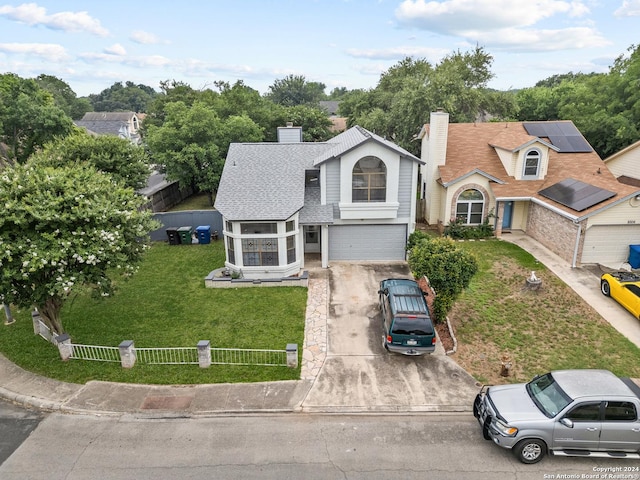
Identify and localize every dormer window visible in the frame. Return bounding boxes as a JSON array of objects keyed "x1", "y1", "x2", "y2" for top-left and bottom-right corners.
[
  {"x1": 523, "y1": 149, "x2": 541, "y2": 178},
  {"x1": 352, "y1": 156, "x2": 386, "y2": 202}
]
